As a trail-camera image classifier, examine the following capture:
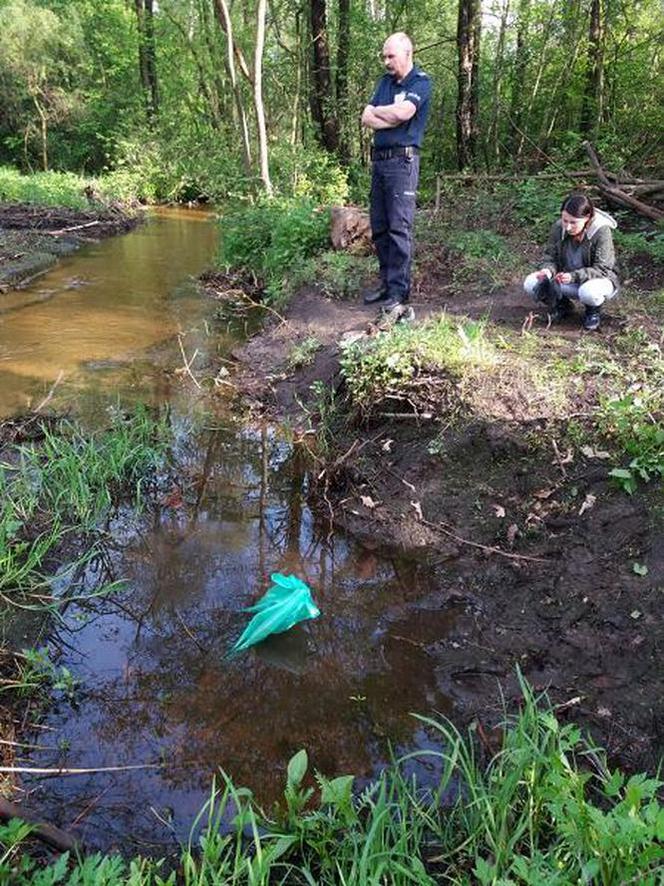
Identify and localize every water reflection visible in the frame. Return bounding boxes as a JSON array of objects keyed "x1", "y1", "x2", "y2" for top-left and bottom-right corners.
[{"x1": 27, "y1": 424, "x2": 460, "y2": 854}]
